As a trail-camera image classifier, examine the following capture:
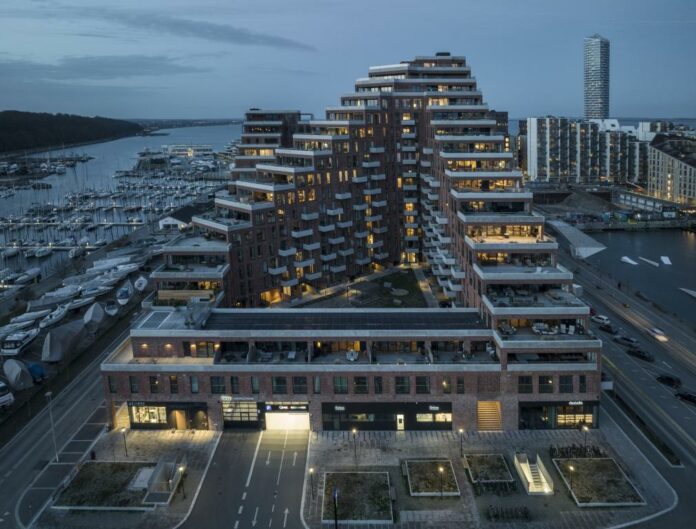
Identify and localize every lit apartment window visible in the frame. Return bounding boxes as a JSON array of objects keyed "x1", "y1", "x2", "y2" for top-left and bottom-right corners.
[
  {"x1": 169, "y1": 375, "x2": 179, "y2": 394},
  {"x1": 442, "y1": 377, "x2": 451, "y2": 394},
  {"x1": 333, "y1": 376, "x2": 348, "y2": 394},
  {"x1": 538, "y1": 376, "x2": 554, "y2": 394},
  {"x1": 149, "y1": 376, "x2": 159, "y2": 394},
  {"x1": 518, "y1": 376, "x2": 533, "y2": 394}
]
